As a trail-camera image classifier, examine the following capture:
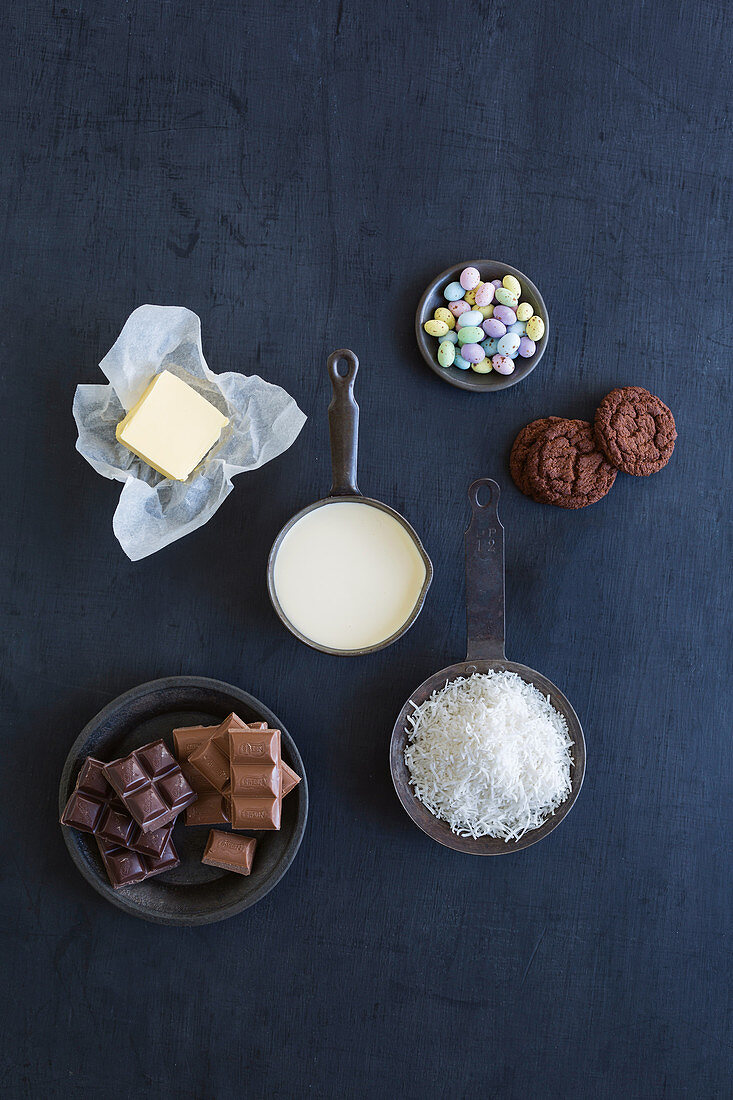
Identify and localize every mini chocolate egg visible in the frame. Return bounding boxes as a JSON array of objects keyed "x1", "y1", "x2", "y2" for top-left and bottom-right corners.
[
  {"x1": 492, "y1": 354, "x2": 515, "y2": 375},
  {"x1": 456, "y1": 325, "x2": 485, "y2": 345},
  {"x1": 497, "y1": 332, "x2": 520, "y2": 357},
  {"x1": 502, "y1": 274, "x2": 521, "y2": 297},
  {"x1": 507, "y1": 320, "x2": 526, "y2": 336},
  {"x1": 491, "y1": 279, "x2": 502, "y2": 288},
  {"x1": 437, "y1": 341, "x2": 456, "y2": 368},
  {"x1": 516, "y1": 301, "x2": 533, "y2": 322},
  {"x1": 460, "y1": 342, "x2": 484, "y2": 364},
  {"x1": 471, "y1": 358, "x2": 492, "y2": 374},
  {"x1": 434, "y1": 306, "x2": 455, "y2": 329},
  {"x1": 474, "y1": 282, "x2": 494, "y2": 307},
  {"x1": 518, "y1": 336, "x2": 536, "y2": 357},
  {"x1": 444, "y1": 281, "x2": 465, "y2": 302},
  {"x1": 483, "y1": 317, "x2": 506, "y2": 339},
  {"x1": 438, "y1": 330, "x2": 459, "y2": 345},
  {"x1": 493, "y1": 304, "x2": 516, "y2": 327},
  {"x1": 477, "y1": 304, "x2": 494, "y2": 320},
  {"x1": 459, "y1": 267, "x2": 481, "y2": 291},
  {"x1": 463, "y1": 286, "x2": 478, "y2": 306},
  {"x1": 449, "y1": 299, "x2": 471, "y2": 319},
  {"x1": 495, "y1": 287, "x2": 519, "y2": 309},
  {"x1": 481, "y1": 337, "x2": 499, "y2": 357},
  {"x1": 456, "y1": 310, "x2": 483, "y2": 329},
  {"x1": 526, "y1": 315, "x2": 545, "y2": 341},
  {"x1": 424, "y1": 319, "x2": 449, "y2": 337},
  {"x1": 454, "y1": 351, "x2": 471, "y2": 369}
]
